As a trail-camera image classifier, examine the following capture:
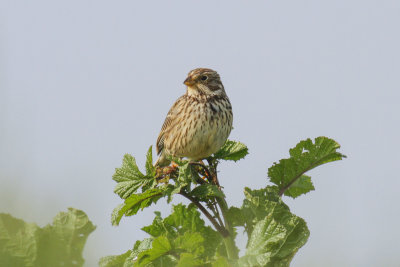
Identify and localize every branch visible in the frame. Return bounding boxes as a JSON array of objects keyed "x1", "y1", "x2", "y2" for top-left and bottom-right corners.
[
  {"x1": 208, "y1": 201, "x2": 225, "y2": 227},
  {"x1": 179, "y1": 192, "x2": 229, "y2": 237}
]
